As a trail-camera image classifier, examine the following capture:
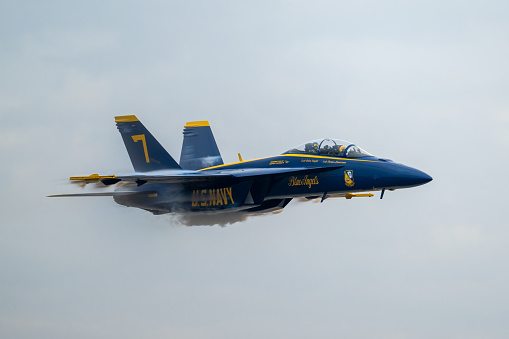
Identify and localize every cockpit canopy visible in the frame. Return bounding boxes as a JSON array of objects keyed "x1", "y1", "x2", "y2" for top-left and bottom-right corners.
[{"x1": 283, "y1": 138, "x2": 373, "y2": 158}]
